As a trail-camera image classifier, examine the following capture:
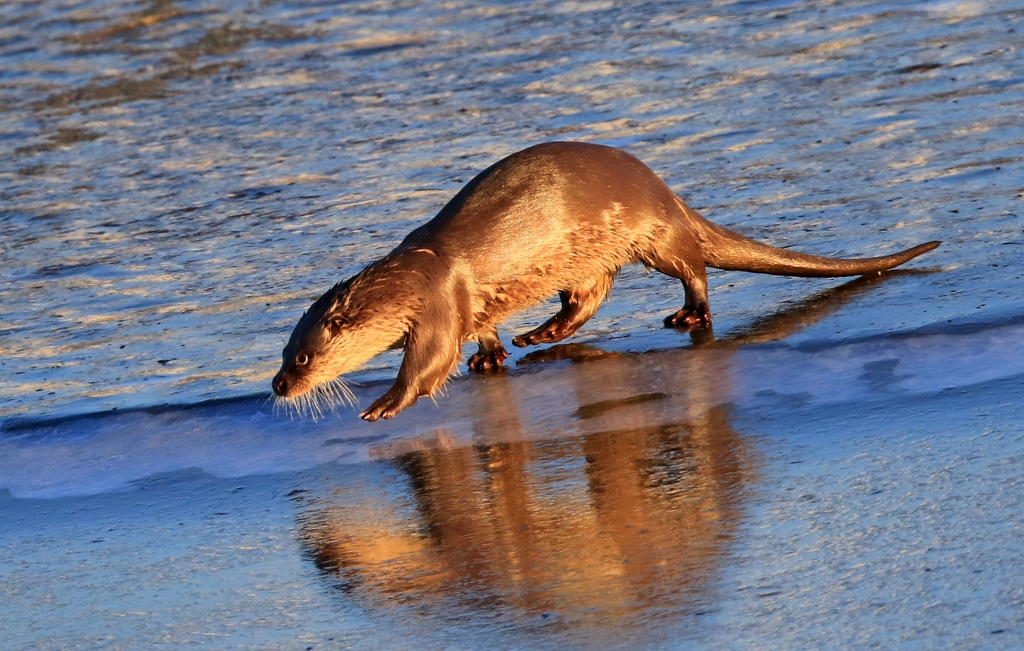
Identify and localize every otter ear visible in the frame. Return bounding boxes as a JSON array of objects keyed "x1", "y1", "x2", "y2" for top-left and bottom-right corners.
[
  {"x1": 327, "y1": 317, "x2": 345, "y2": 337},
  {"x1": 324, "y1": 289, "x2": 355, "y2": 336}
]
